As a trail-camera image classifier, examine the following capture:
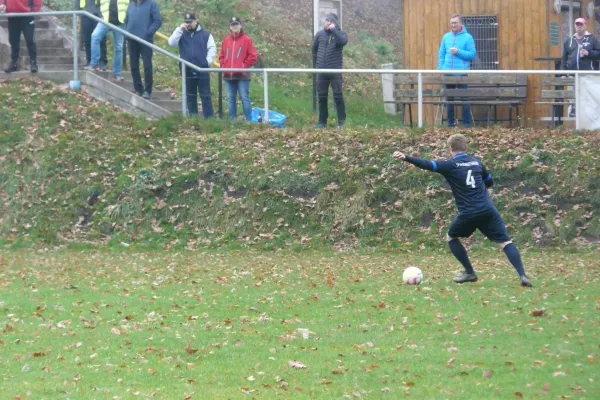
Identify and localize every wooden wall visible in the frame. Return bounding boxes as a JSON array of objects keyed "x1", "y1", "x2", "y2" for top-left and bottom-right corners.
[{"x1": 402, "y1": 0, "x2": 592, "y2": 126}]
